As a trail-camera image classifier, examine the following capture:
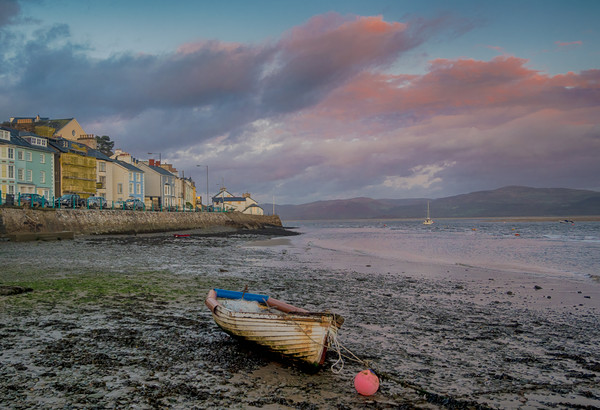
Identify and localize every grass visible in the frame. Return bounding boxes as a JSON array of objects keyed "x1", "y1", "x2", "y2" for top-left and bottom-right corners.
[{"x1": 0, "y1": 268, "x2": 217, "y2": 310}]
